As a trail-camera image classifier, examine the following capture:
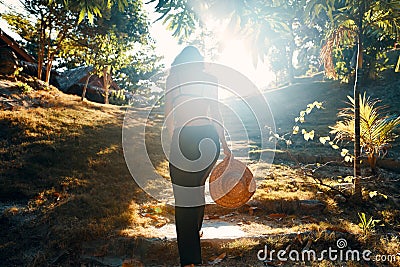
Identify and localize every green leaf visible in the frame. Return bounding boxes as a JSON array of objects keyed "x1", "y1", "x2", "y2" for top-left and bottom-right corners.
[
  {"x1": 78, "y1": 9, "x2": 86, "y2": 24},
  {"x1": 87, "y1": 11, "x2": 94, "y2": 24},
  {"x1": 313, "y1": 101, "x2": 323, "y2": 109},
  {"x1": 344, "y1": 176, "x2": 353, "y2": 182},
  {"x1": 308, "y1": 130, "x2": 315, "y2": 140},
  {"x1": 369, "y1": 191, "x2": 378, "y2": 198},
  {"x1": 293, "y1": 126, "x2": 299, "y2": 134},
  {"x1": 319, "y1": 136, "x2": 330, "y2": 144},
  {"x1": 154, "y1": 207, "x2": 162, "y2": 214},
  {"x1": 303, "y1": 130, "x2": 314, "y2": 141}
]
